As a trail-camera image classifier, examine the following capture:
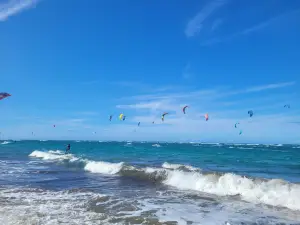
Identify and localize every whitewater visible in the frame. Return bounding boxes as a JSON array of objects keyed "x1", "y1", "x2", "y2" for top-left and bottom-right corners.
[{"x1": 1, "y1": 141, "x2": 300, "y2": 224}]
